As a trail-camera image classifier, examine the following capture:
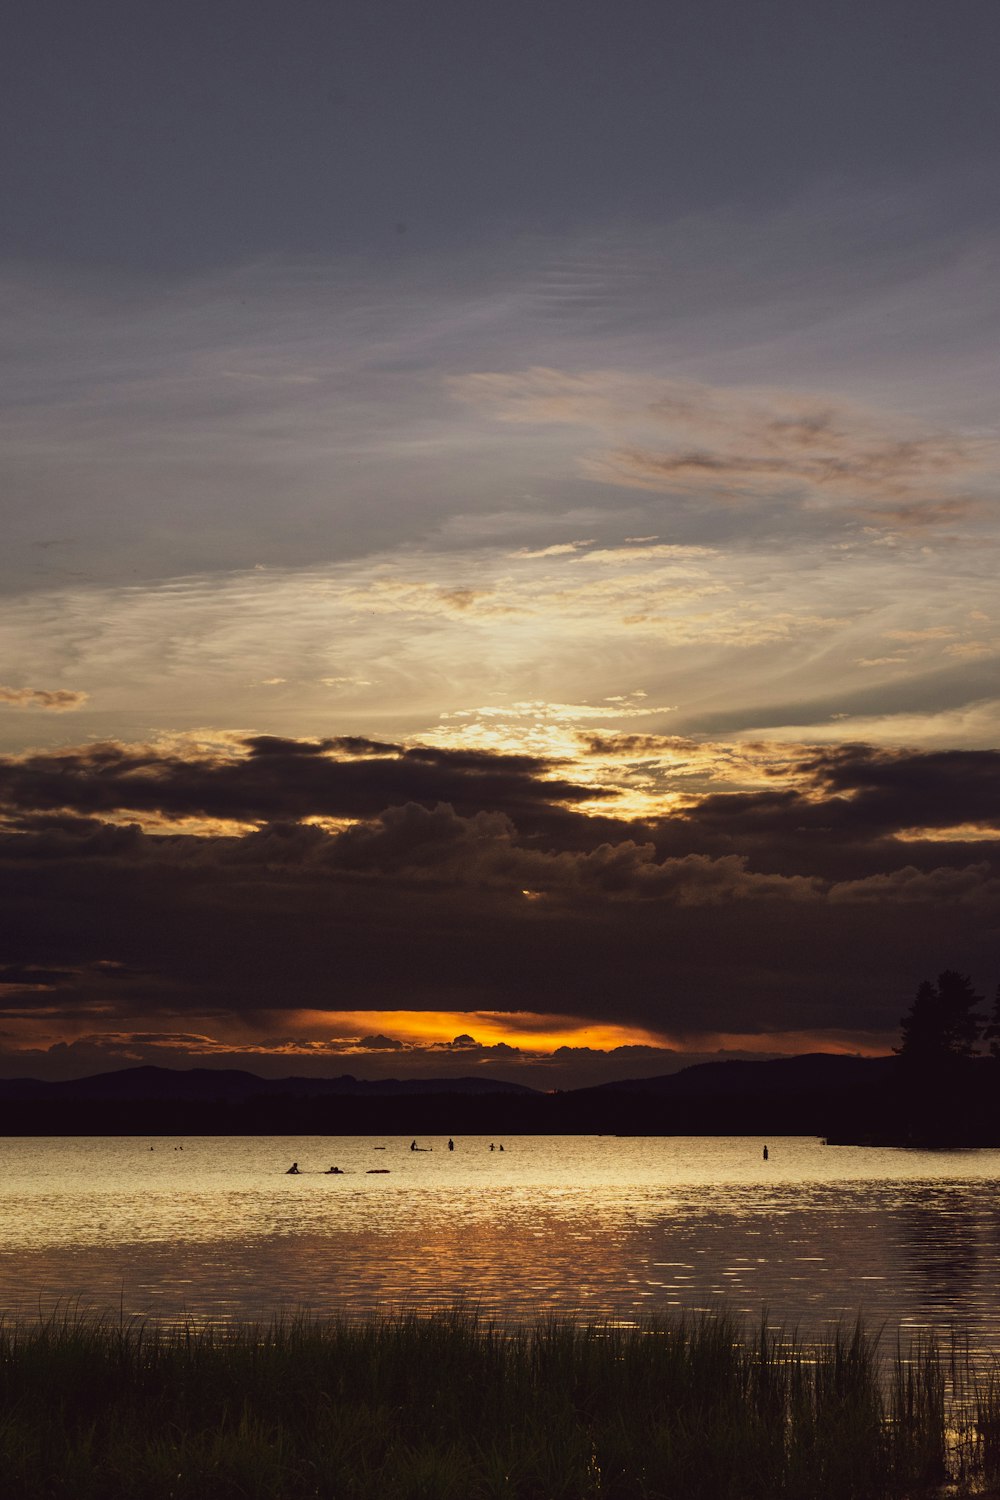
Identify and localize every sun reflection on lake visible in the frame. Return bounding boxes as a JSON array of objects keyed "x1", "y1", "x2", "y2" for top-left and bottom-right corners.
[{"x1": 1, "y1": 1136, "x2": 999, "y2": 1347}]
